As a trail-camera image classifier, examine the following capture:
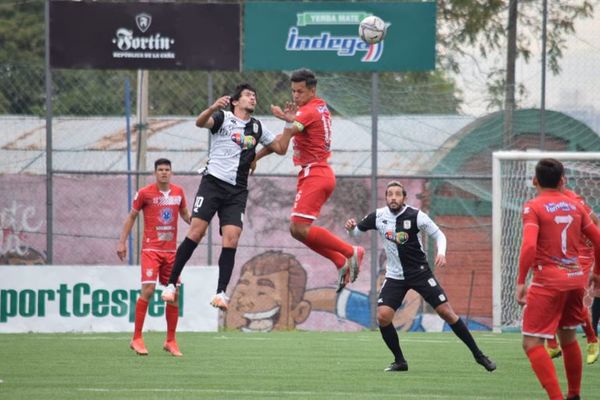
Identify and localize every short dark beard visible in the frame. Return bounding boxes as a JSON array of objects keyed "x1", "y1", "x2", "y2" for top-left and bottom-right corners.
[{"x1": 387, "y1": 203, "x2": 404, "y2": 213}]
